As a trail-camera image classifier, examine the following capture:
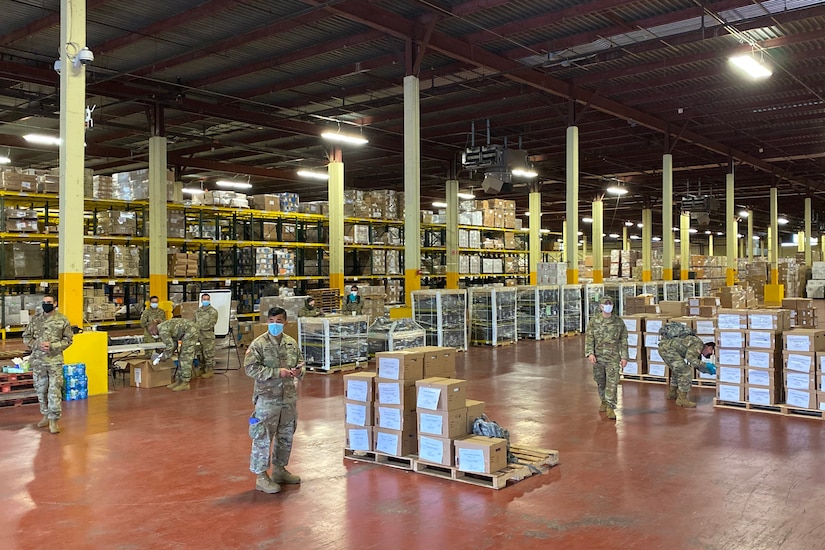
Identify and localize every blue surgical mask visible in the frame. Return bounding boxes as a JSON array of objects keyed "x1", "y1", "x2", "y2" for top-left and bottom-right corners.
[
  {"x1": 350, "y1": 291, "x2": 357, "y2": 298},
  {"x1": 268, "y1": 322, "x2": 284, "y2": 337},
  {"x1": 150, "y1": 303, "x2": 159, "y2": 309},
  {"x1": 602, "y1": 304, "x2": 613, "y2": 314},
  {"x1": 201, "y1": 301, "x2": 210, "y2": 307}
]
